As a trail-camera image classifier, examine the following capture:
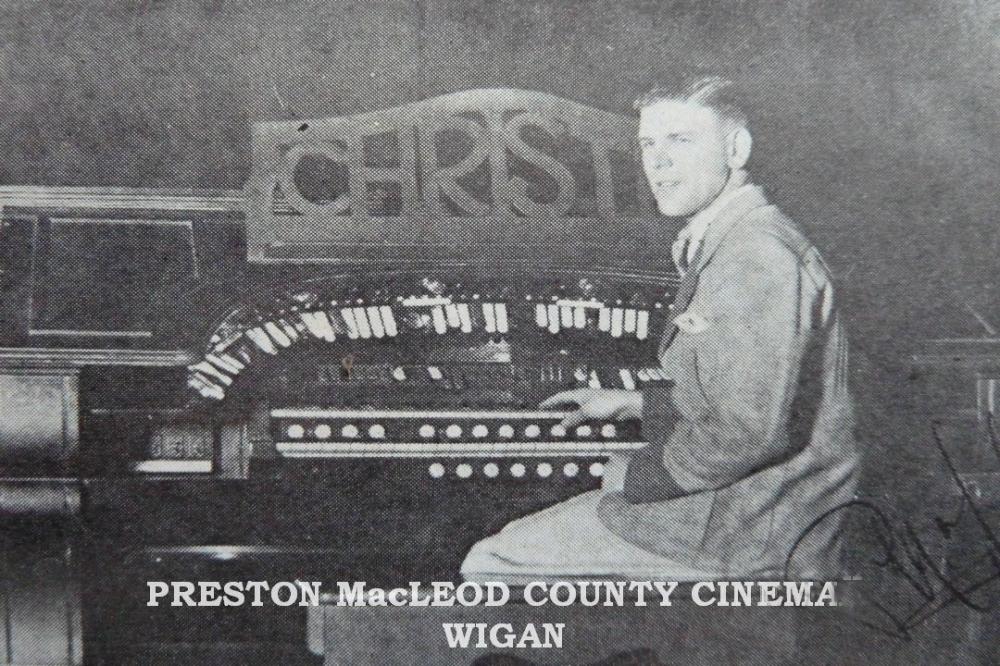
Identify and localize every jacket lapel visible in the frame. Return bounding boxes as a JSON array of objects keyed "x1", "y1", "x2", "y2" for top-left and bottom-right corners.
[{"x1": 657, "y1": 186, "x2": 770, "y2": 356}]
